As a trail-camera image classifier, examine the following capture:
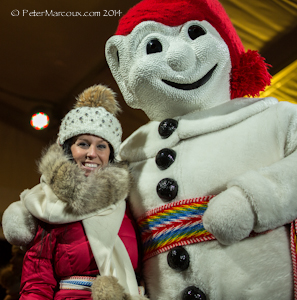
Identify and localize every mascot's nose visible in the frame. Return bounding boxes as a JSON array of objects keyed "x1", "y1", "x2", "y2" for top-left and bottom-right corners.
[{"x1": 166, "y1": 40, "x2": 195, "y2": 72}]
